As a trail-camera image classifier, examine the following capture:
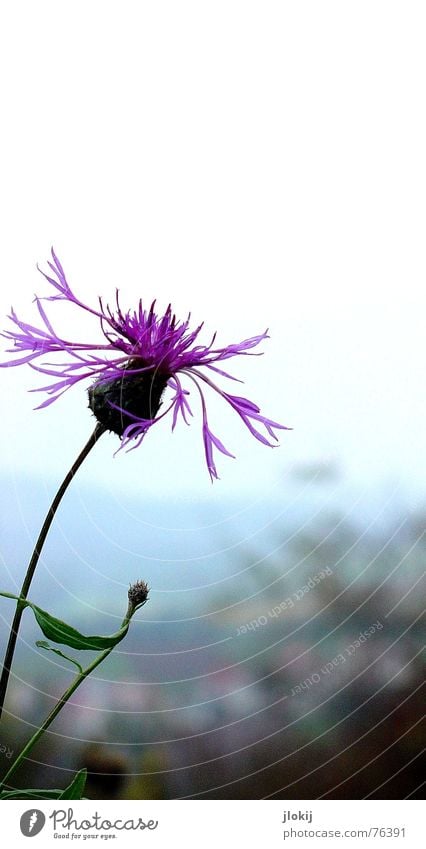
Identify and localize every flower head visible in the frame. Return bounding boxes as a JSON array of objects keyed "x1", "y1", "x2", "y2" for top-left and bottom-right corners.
[
  {"x1": 127, "y1": 580, "x2": 149, "y2": 616},
  {"x1": 1, "y1": 250, "x2": 289, "y2": 479}
]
